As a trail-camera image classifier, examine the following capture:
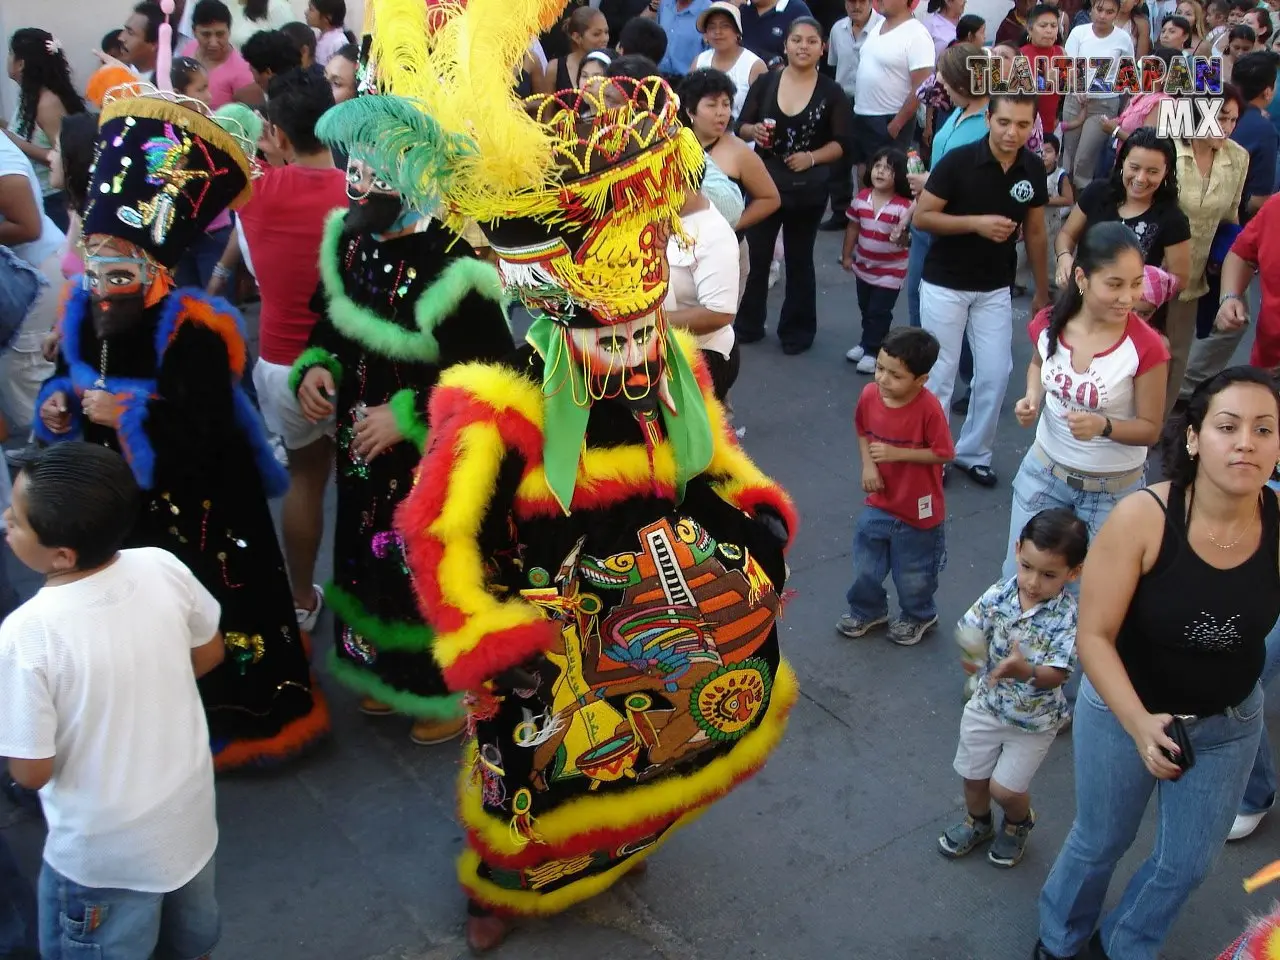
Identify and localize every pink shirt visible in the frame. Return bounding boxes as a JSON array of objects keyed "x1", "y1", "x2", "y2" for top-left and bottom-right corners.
[{"x1": 178, "y1": 41, "x2": 254, "y2": 109}]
